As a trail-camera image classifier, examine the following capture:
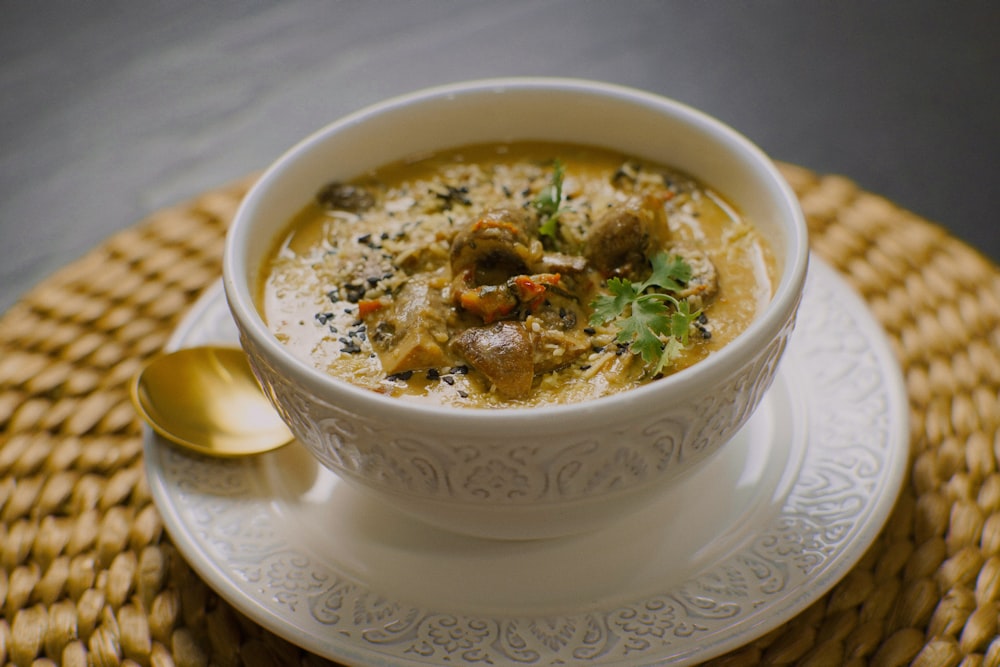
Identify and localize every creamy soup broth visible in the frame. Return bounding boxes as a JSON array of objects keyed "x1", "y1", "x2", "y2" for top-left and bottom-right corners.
[{"x1": 259, "y1": 142, "x2": 775, "y2": 407}]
